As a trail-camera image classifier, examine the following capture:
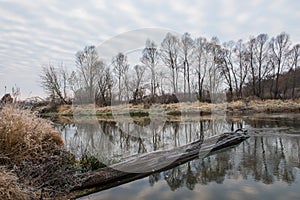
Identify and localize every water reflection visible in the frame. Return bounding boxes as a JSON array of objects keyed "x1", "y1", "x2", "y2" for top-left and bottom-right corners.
[
  {"x1": 57, "y1": 114, "x2": 300, "y2": 199},
  {"x1": 148, "y1": 135, "x2": 299, "y2": 192},
  {"x1": 59, "y1": 117, "x2": 243, "y2": 164}
]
